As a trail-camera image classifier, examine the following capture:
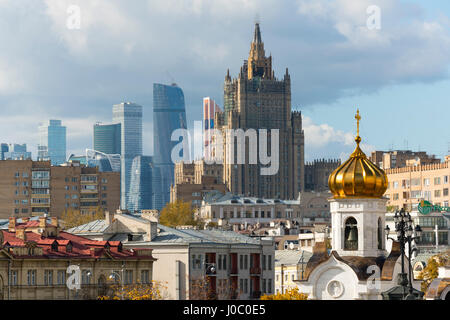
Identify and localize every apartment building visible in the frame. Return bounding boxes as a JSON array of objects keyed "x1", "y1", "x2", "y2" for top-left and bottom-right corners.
[
  {"x1": 0, "y1": 160, "x2": 120, "y2": 219},
  {"x1": 274, "y1": 249, "x2": 313, "y2": 294},
  {"x1": 384, "y1": 156, "x2": 450, "y2": 211},
  {"x1": 67, "y1": 210, "x2": 275, "y2": 300},
  {"x1": 370, "y1": 150, "x2": 440, "y2": 170},
  {"x1": 0, "y1": 216, "x2": 155, "y2": 300}
]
